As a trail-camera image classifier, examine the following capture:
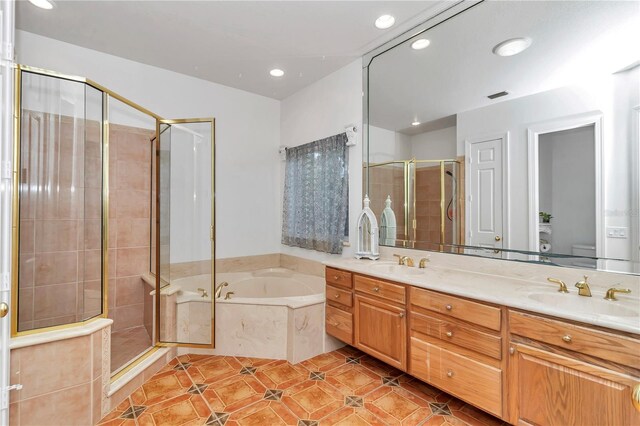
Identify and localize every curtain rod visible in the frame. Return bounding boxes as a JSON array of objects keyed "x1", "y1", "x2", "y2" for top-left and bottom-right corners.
[{"x1": 278, "y1": 125, "x2": 358, "y2": 157}]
